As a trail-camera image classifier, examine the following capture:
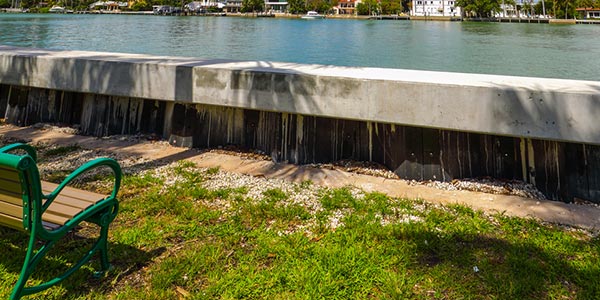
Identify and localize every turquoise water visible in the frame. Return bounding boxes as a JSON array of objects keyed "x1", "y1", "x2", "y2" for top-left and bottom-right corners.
[{"x1": 1, "y1": 14, "x2": 599, "y2": 80}]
